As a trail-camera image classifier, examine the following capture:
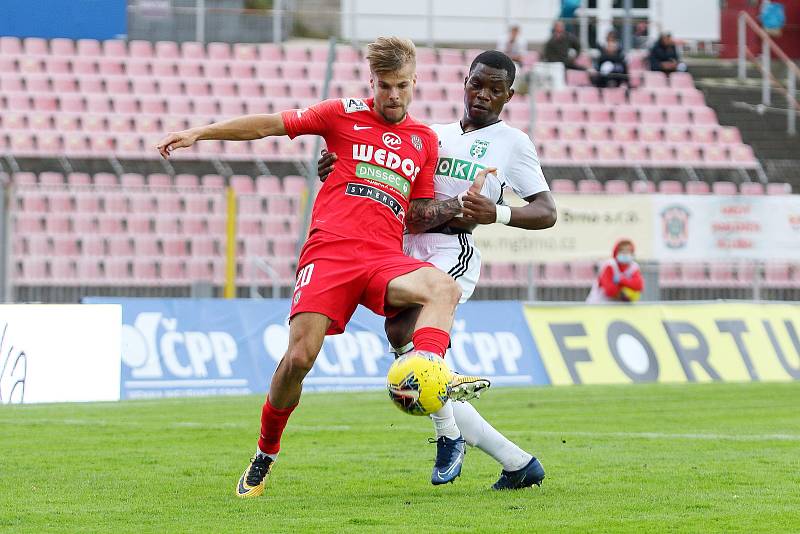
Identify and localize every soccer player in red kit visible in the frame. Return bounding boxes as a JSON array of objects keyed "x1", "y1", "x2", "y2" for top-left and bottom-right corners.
[{"x1": 156, "y1": 37, "x2": 484, "y2": 497}]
